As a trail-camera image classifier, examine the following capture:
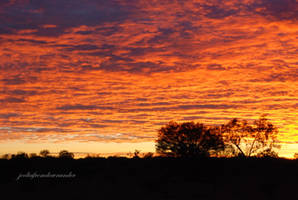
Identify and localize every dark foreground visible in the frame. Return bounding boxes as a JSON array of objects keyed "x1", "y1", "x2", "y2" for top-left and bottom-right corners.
[{"x1": 0, "y1": 157, "x2": 297, "y2": 200}]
